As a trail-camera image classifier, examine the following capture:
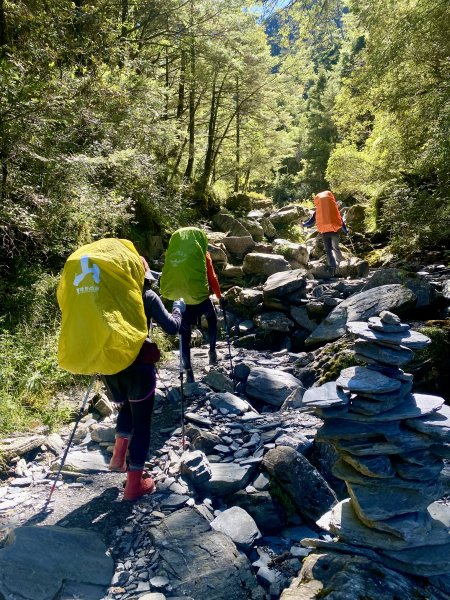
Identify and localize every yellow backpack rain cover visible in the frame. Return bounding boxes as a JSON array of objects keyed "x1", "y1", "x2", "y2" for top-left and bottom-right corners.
[{"x1": 57, "y1": 238, "x2": 148, "y2": 375}]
